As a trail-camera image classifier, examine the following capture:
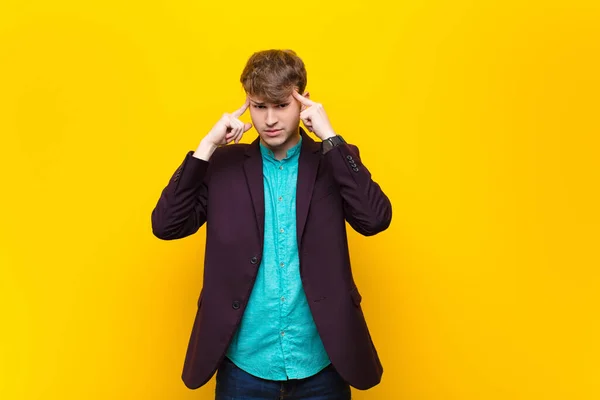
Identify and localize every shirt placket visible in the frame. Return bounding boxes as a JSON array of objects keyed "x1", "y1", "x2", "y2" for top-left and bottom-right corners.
[{"x1": 276, "y1": 159, "x2": 290, "y2": 370}]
